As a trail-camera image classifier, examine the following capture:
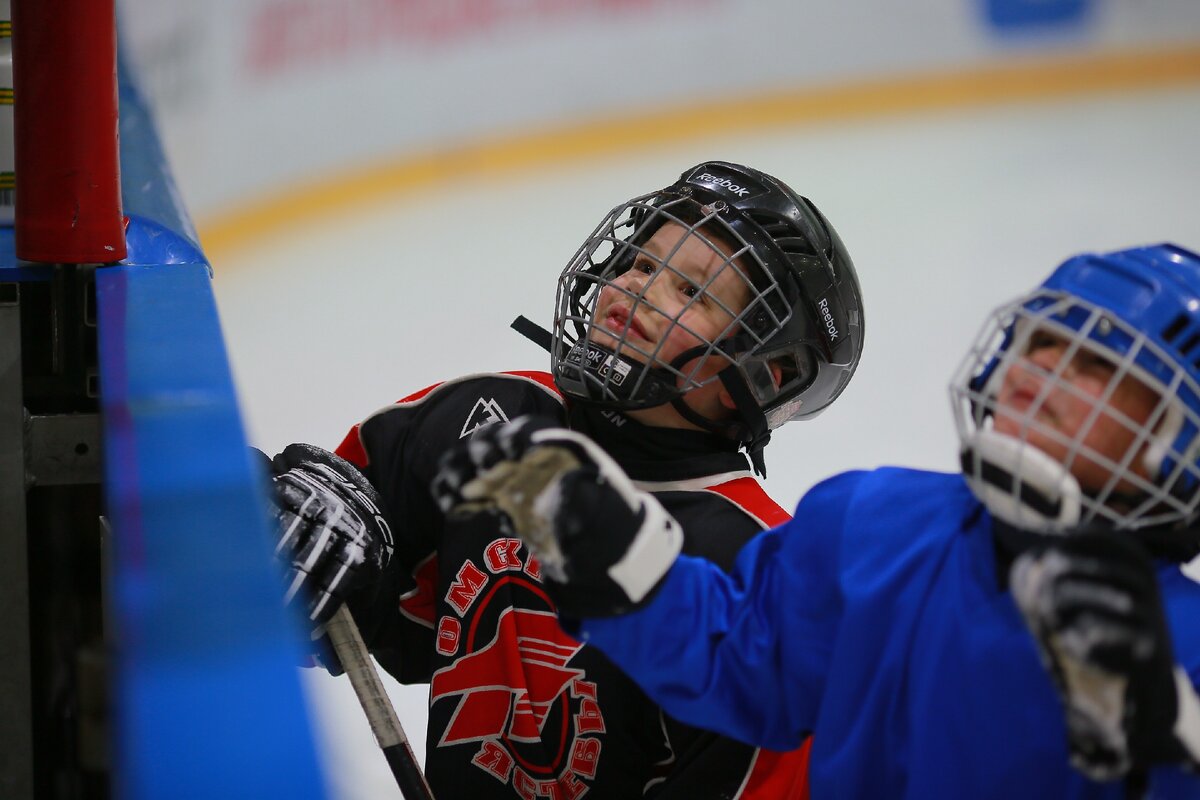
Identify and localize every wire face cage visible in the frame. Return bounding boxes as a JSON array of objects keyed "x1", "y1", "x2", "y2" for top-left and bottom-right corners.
[
  {"x1": 550, "y1": 190, "x2": 792, "y2": 413},
  {"x1": 951, "y1": 288, "x2": 1200, "y2": 531}
]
